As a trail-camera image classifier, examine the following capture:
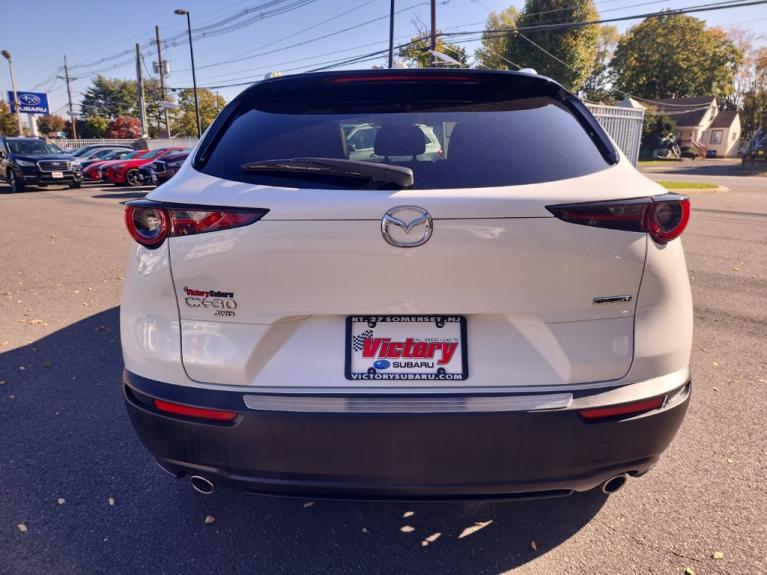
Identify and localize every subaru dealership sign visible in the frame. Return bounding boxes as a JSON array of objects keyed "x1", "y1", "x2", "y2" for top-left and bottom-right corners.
[{"x1": 8, "y1": 91, "x2": 50, "y2": 115}]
